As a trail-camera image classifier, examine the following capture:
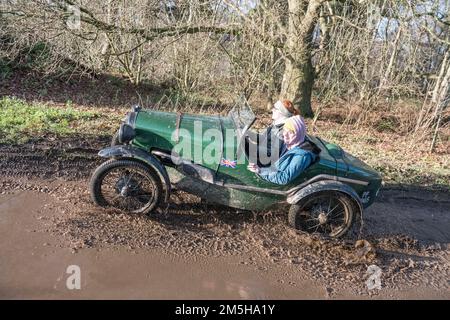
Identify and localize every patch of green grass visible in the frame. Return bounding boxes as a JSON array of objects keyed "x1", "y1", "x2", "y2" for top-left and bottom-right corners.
[{"x1": 0, "y1": 97, "x2": 101, "y2": 143}]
